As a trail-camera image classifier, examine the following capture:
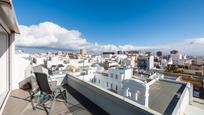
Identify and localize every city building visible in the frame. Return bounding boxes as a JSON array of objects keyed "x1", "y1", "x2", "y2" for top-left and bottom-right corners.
[
  {"x1": 170, "y1": 50, "x2": 179, "y2": 54},
  {"x1": 156, "y1": 51, "x2": 162, "y2": 57},
  {"x1": 93, "y1": 67, "x2": 132, "y2": 94},
  {"x1": 192, "y1": 56, "x2": 203, "y2": 66},
  {"x1": 45, "y1": 57, "x2": 64, "y2": 69},
  {"x1": 103, "y1": 60, "x2": 119, "y2": 70},
  {"x1": 32, "y1": 55, "x2": 47, "y2": 65},
  {"x1": 170, "y1": 53, "x2": 186, "y2": 66},
  {"x1": 122, "y1": 77, "x2": 190, "y2": 114},
  {"x1": 103, "y1": 52, "x2": 115, "y2": 58},
  {"x1": 137, "y1": 55, "x2": 154, "y2": 70},
  {"x1": 80, "y1": 48, "x2": 87, "y2": 56},
  {"x1": 121, "y1": 57, "x2": 135, "y2": 67}
]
